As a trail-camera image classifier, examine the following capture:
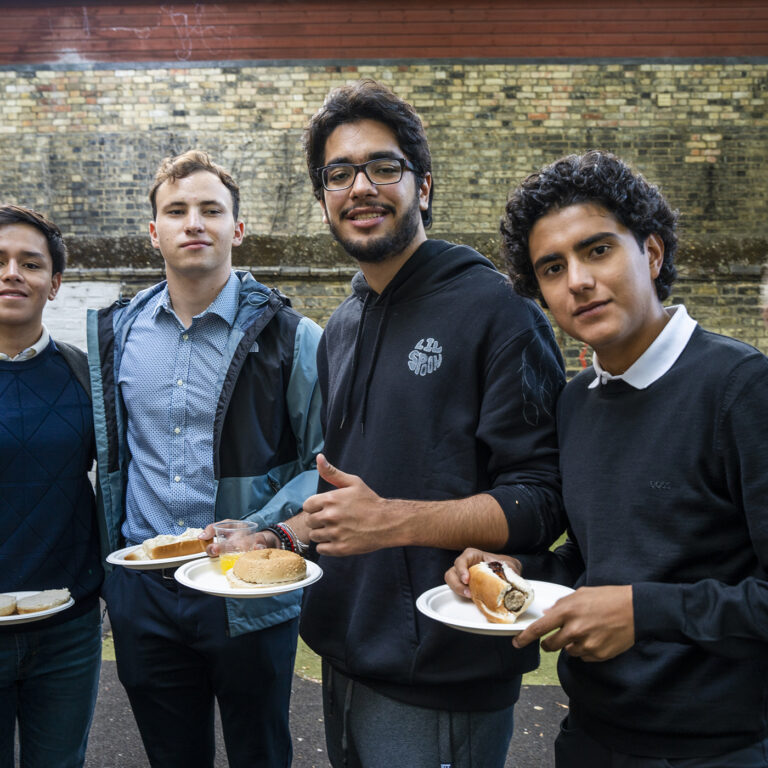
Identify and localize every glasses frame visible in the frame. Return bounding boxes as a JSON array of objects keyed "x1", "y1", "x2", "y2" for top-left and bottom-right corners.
[{"x1": 317, "y1": 157, "x2": 417, "y2": 192}]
